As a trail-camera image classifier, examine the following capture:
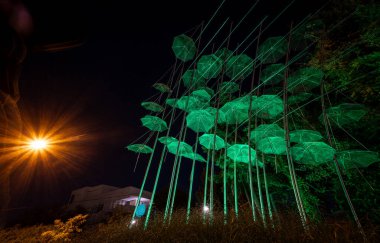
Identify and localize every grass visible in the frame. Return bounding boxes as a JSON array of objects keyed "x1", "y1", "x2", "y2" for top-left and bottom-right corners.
[{"x1": 0, "y1": 209, "x2": 379, "y2": 242}]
